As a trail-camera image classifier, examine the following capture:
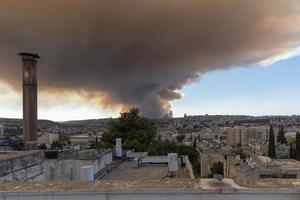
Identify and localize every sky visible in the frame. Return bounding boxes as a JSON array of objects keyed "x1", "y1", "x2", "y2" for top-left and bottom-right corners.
[
  {"x1": 171, "y1": 56, "x2": 300, "y2": 117},
  {"x1": 0, "y1": 1, "x2": 299, "y2": 121},
  {"x1": 1, "y1": 55, "x2": 299, "y2": 121}
]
